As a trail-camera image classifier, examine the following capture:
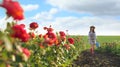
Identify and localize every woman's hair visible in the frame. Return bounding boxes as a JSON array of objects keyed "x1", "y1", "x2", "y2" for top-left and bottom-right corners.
[{"x1": 89, "y1": 26, "x2": 95, "y2": 33}]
